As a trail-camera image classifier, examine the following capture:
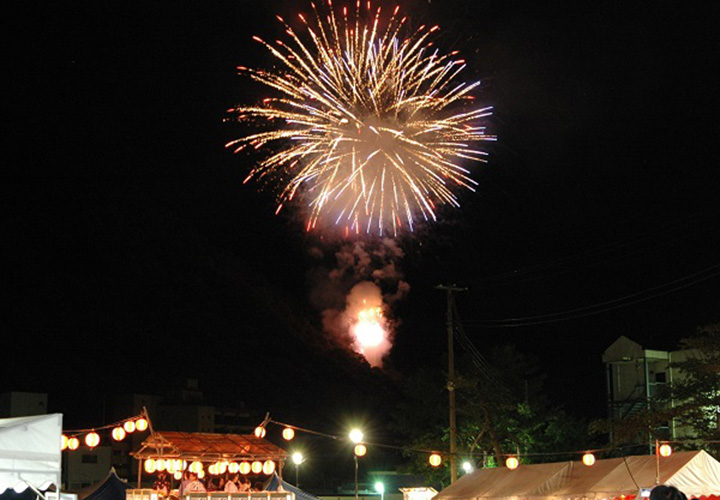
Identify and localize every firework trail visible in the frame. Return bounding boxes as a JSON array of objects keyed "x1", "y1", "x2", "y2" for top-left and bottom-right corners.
[{"x1": 227, "y1": 0, "x2": 495, "y2": 237}]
